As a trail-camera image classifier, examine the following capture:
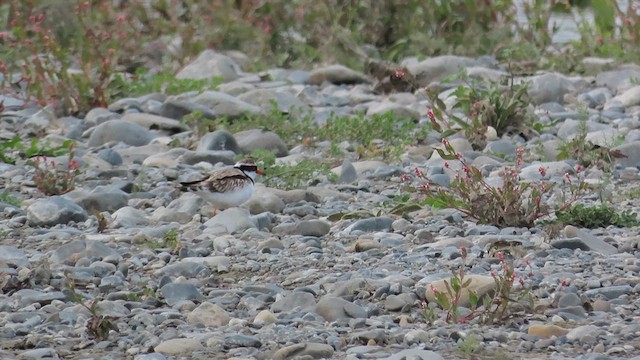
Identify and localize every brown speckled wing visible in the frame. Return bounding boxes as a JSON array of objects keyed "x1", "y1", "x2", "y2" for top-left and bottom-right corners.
[{"x1": 181, "y1": 168, "x2": 251, "y2": 194}]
